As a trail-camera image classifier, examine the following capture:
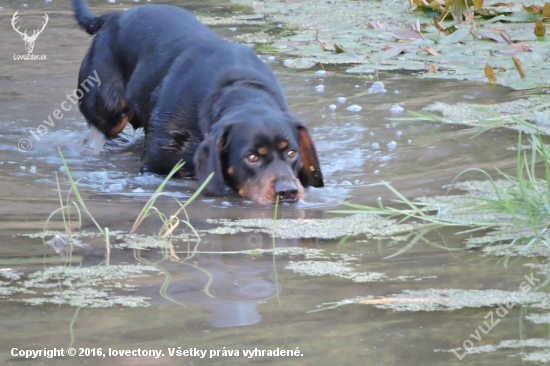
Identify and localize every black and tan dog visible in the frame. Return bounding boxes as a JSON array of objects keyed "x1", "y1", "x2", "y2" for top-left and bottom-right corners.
[{"x1": 72, "y1": 0, "x2": 323, "y2": 204}]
